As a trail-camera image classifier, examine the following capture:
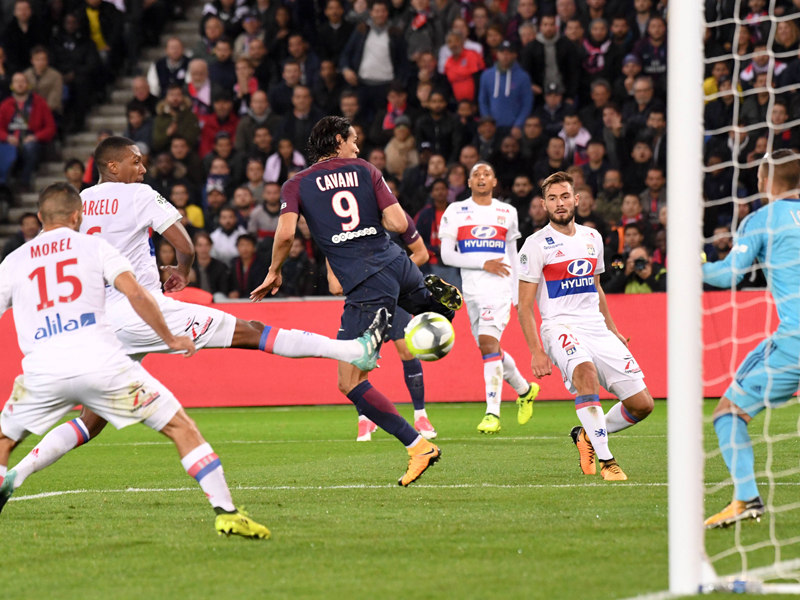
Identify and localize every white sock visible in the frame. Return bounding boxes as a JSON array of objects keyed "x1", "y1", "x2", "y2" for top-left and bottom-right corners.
[
  {"x1": 270, "y1": 328, "x2": 361, "y2": 362},
  {"x1": 180, "y1": 443, "x2": 235, "y2": 512},
  {"x1": 405, "y1": 434, "x2": 424, "y2": 450},
  {"x1": 12, "y1": 418, "x2": 89, "y2": 488},
  {"x1": 605, "y1": 402, "x2": 640, "y2": 434},
  {"x1": 575, "y1": 395, "x2": 613, "y2": 460},
  {"x1": 483, "y1": 354, "x2": 503, "y2": 416},
  {"x1": 501, "y1": 351, "x2": 529, "y2": 395},
  {"x1": 413, "y1": 409, "x2": 428, "y2": 420}
]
